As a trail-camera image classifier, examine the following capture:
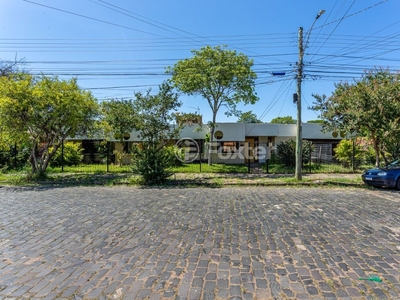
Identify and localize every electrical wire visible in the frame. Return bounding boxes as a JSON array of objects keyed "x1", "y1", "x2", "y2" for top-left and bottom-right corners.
[
  {"x1": 23, "y1": 0, "x2": 167, "y2": 38},
  {"x1": 307, "y1": 0, "x2": 357, "y2": 63}
]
